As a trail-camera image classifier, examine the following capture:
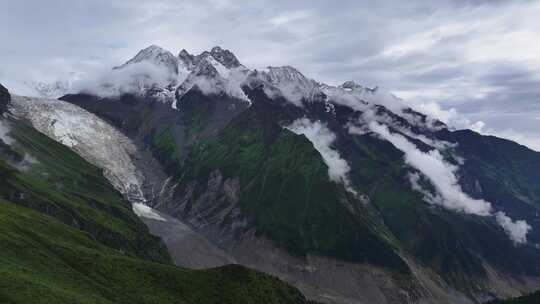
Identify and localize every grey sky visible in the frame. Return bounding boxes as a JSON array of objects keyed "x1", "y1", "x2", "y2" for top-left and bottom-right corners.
[{"x1": 1, "y1": 0, "x2": 539, "y2": 150}]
